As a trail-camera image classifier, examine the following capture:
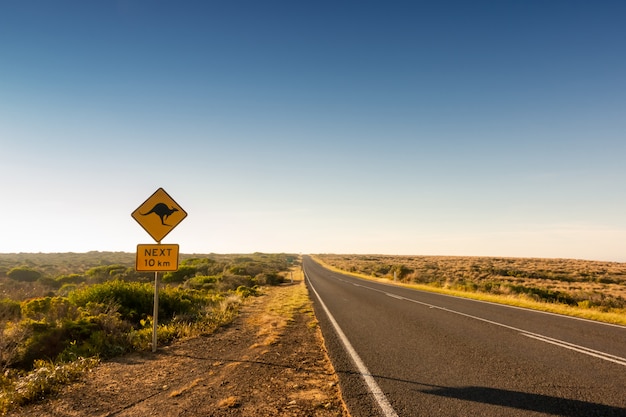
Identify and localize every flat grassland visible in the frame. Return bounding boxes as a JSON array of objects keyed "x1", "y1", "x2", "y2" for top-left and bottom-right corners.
[
  {"x1": 0, "y1": 253, "x2": 348, "y2": 416},
  {"x1": 314, "y1": 254, "x2": 626, "y2": 325}
]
